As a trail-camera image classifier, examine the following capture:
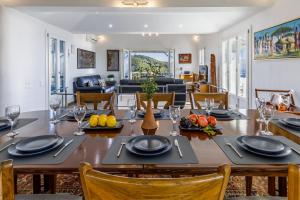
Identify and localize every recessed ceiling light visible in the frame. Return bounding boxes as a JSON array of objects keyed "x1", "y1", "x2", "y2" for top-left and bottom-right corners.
[
  {"x1": 155, "y1": 33, "x2": 159, "y2": 37},
  {"x1": 108, "y1": 24, "x2": 113, "y2": 28},
  {"x1": 121, "y1": 0, "x2": 149, "y2": 7},
  {"x1": 144, "y1": 24, "x2": 148, "y2": 28},
  {"x1": 178, "y1": 24, "x2": 183, "y2": 28}
]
